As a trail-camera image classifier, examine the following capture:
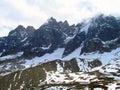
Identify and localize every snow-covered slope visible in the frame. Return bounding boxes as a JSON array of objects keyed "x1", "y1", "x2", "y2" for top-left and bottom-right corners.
[{"x1": 1, "y1": 46, "x2": 120, "y2": 76}]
